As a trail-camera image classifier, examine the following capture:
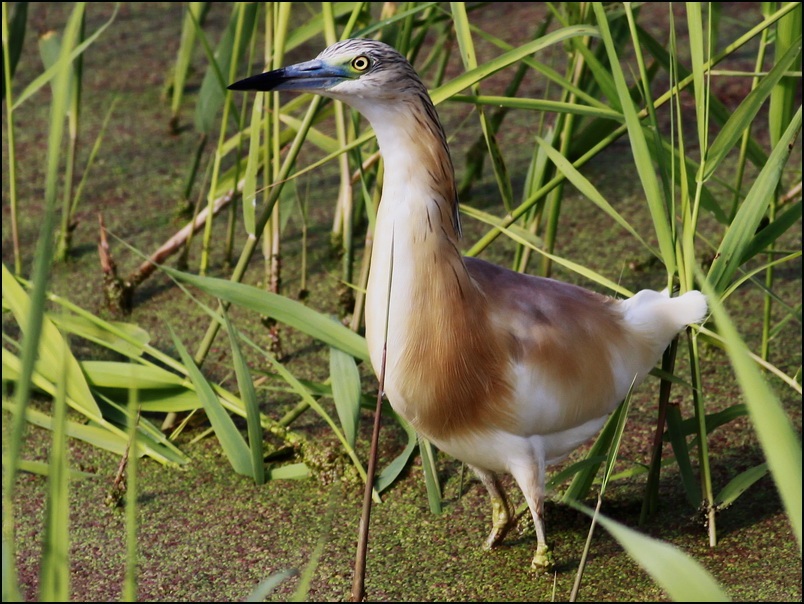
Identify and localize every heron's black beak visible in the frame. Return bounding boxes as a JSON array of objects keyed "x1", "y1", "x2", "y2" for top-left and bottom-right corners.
[{"x1": 228, "y1": 59, "x2": 349, "y2": 93}]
